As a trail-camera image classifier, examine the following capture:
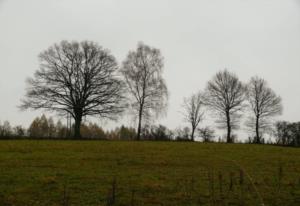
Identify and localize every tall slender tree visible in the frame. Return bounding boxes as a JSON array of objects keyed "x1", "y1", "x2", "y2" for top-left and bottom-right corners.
[
  {"x1": 121, "y1": 42, "x2": 168, "y2": 140},
  {"x1": 246, "y1": 76, "x2": 282, "y2": 143},
  {"x1": 205, "y1": 70, "x2": 246, "y2": 143},
  {"x1": 21, "y1": 40, "x2": 124, "y2": 138},
  {"x1": 182, "y1": 92, "x2": 205, "y2": 141}
]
